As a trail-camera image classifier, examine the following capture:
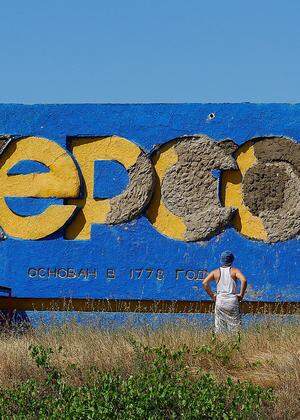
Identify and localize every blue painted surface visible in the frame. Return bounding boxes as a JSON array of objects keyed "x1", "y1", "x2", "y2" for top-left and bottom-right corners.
[
  {"x1": 0, "y1": 104, "x2": 299, "y2": 303},
  {"x1": 94, "y1": 160, "x2": 129, "y2": 199},
  {"x1": 5, "y1": 198, "x2": 62, "y2": 217},
  {"x1": 8, "y1": 160, "x2": 49, "y2": 175}
]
